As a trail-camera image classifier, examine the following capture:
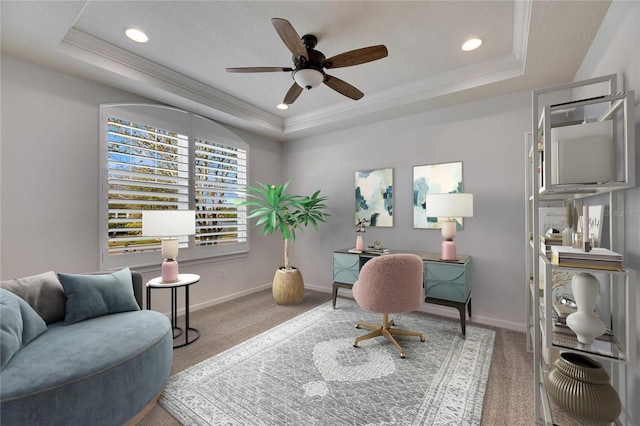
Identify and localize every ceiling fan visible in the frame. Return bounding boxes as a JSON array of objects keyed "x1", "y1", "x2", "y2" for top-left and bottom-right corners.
[{"x1": 226, "y1": 18, "x2": 388, "y2": 106}]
